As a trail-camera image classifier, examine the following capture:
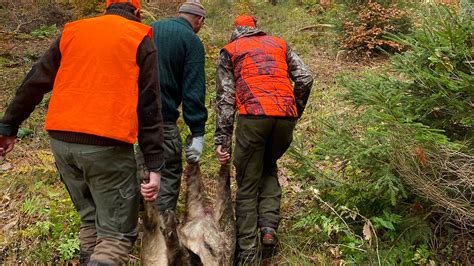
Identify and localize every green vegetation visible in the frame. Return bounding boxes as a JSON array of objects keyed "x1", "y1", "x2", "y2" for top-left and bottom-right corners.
[
  {"x1": 31, "y1": 24, "x2": 59, "y2": 38},
  {"x1": 0, "y1": 0, "x2": 472, "y2": 264},
  {"x1": 285, "y1": 2, "x2": 473, "y2": 265}
]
